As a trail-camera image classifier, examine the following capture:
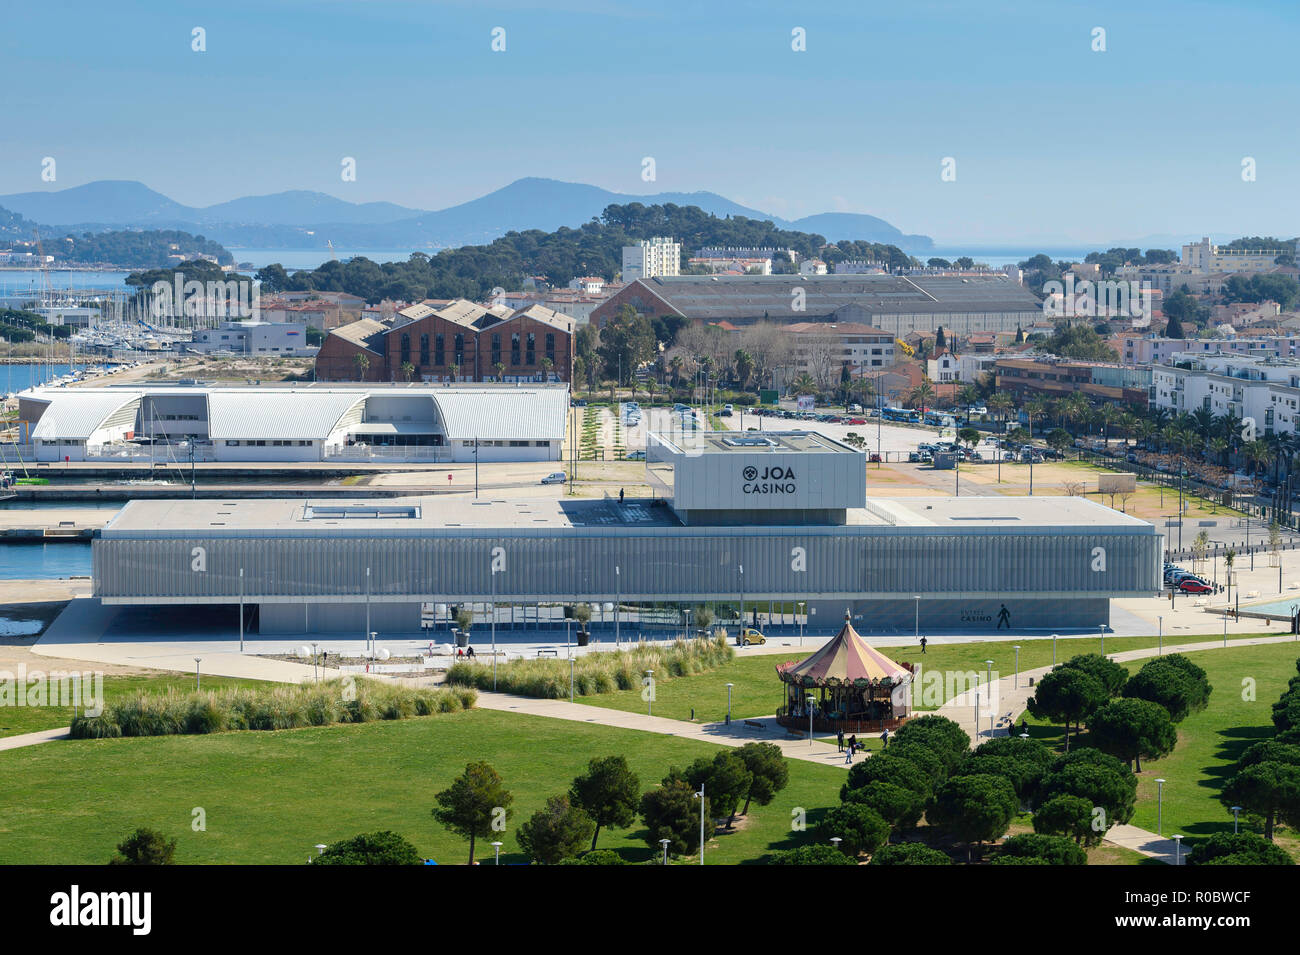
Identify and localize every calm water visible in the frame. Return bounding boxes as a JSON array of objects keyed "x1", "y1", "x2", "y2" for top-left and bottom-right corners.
[
  {"x1": 232, "y1": 248, "x2": 435, "y2": 270},
  {"x1": 2, "y1": 363, "x2": 119, "y2": 394},
  {"x1": 0, "y1": 269, "x2": 129, "y2": 293},
  {"x1": 0, "y1": 542, "x2": 92, "y2": 579}
]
